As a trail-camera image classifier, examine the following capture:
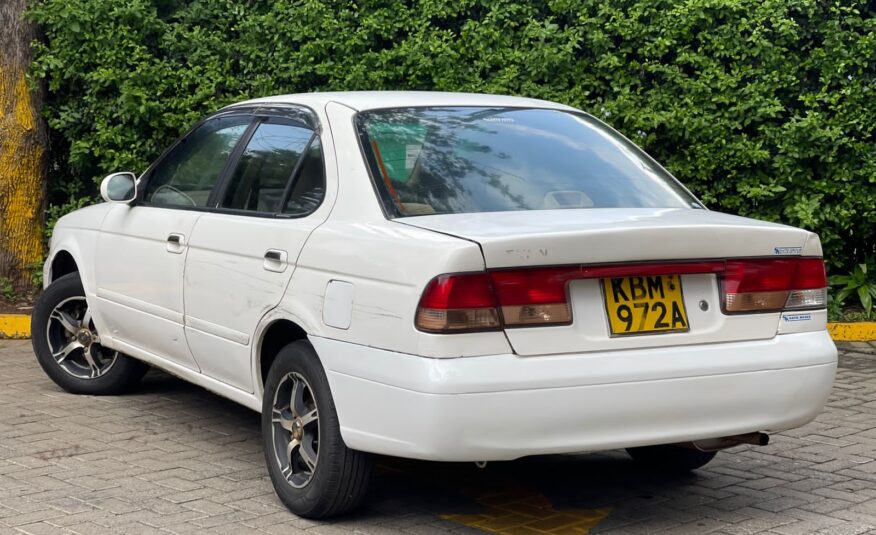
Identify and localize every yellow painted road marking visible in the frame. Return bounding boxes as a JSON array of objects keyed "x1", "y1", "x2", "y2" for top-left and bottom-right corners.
[
  {"x1": 0, "y1": 314, "x2": 30, "y2": 339},
  {"x1": 442, "y1": 487, "x2": 611, "y2": 535}
]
